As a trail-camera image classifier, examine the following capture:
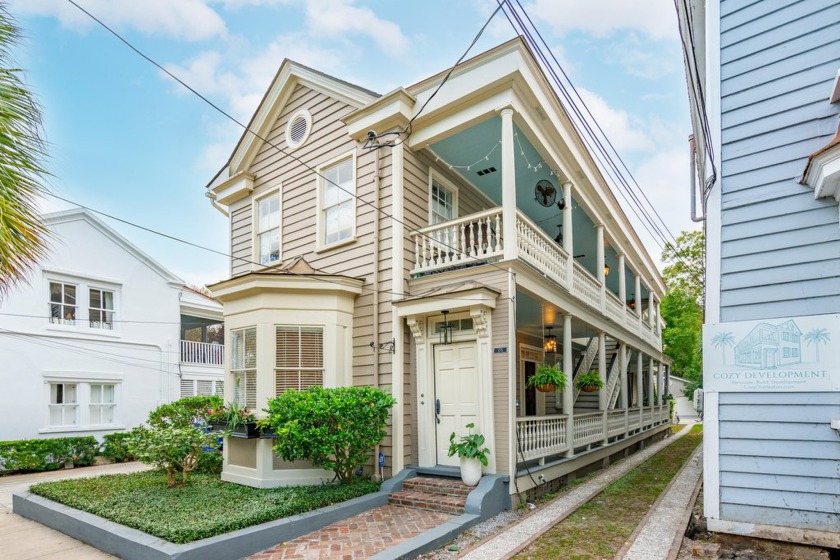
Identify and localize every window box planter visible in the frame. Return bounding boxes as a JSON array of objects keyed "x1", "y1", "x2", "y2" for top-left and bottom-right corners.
[
  {"x1": 258, "y1": 426, "x2": 277, "y2": 439},
  {"x1": 228, "y1": 422, "x2": 260, "y2": 439},
  {"x1": 208, "y1": 422, "x2": 226, "y2": 433}
]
